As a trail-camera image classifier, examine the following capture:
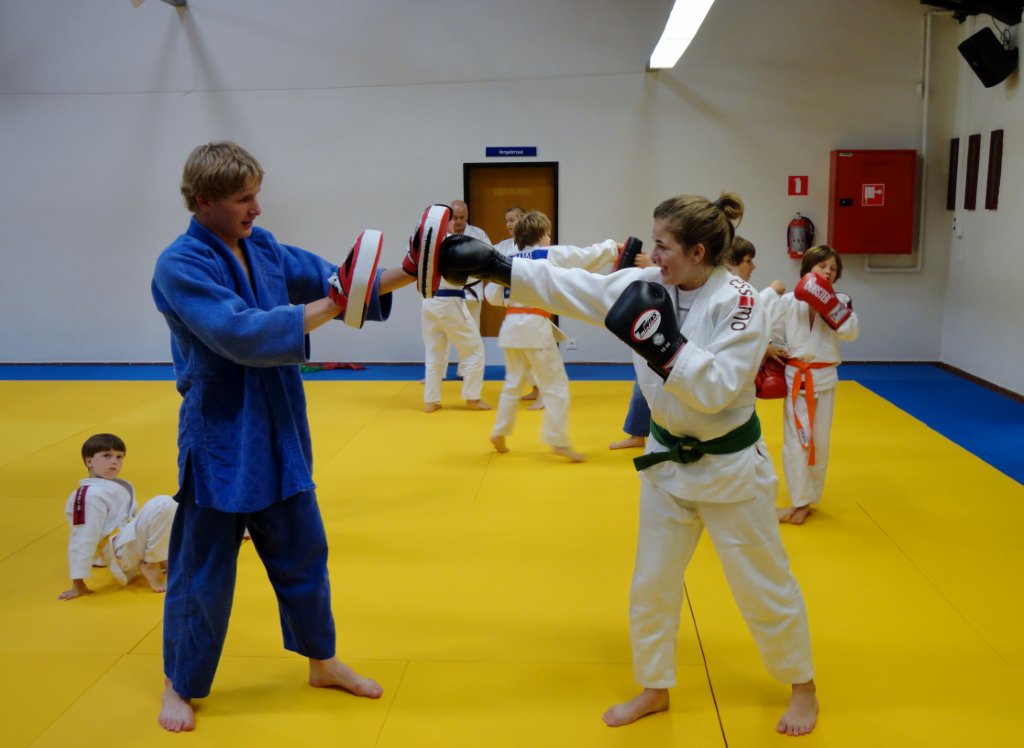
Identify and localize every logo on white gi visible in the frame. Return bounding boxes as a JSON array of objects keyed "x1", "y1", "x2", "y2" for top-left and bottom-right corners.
[{"x1": 632, "y1": 309, "x2": 661, "y2": 342}]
